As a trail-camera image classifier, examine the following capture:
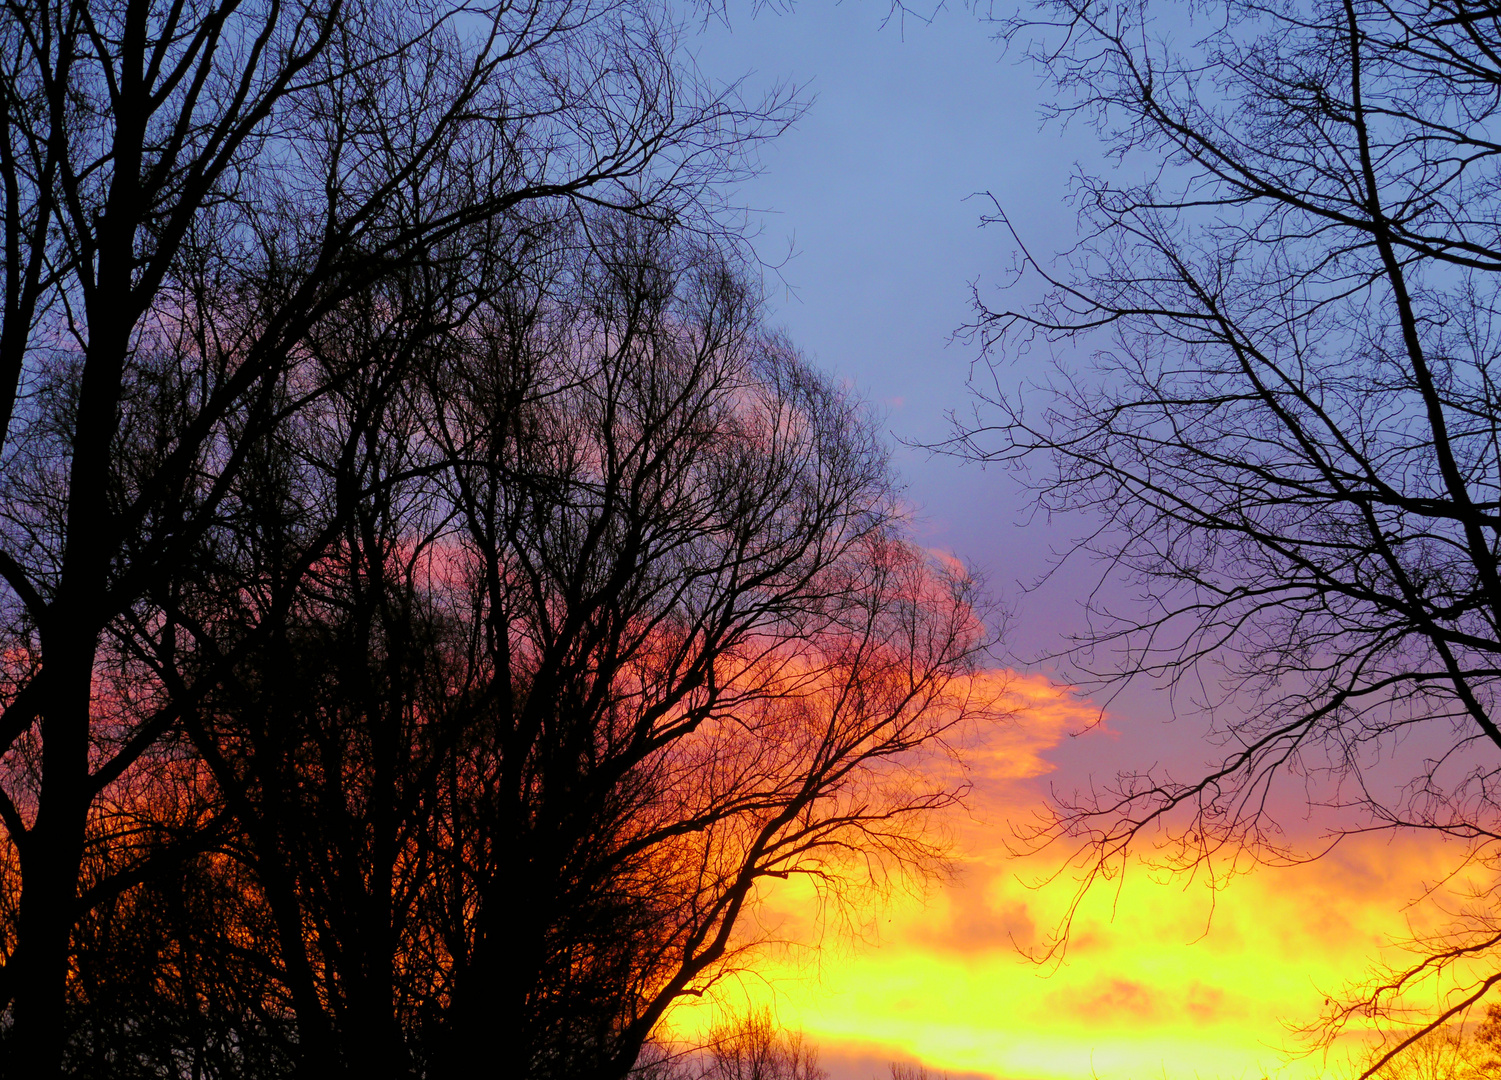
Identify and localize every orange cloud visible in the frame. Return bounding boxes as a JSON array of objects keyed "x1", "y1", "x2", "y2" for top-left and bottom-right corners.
[
  {"x1": 1066, "y1": 977, "x2": 1161, "y2": 1023},
  {"x1": 664, "y1": 670, "x2": 1492, "y2": 1080}
]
